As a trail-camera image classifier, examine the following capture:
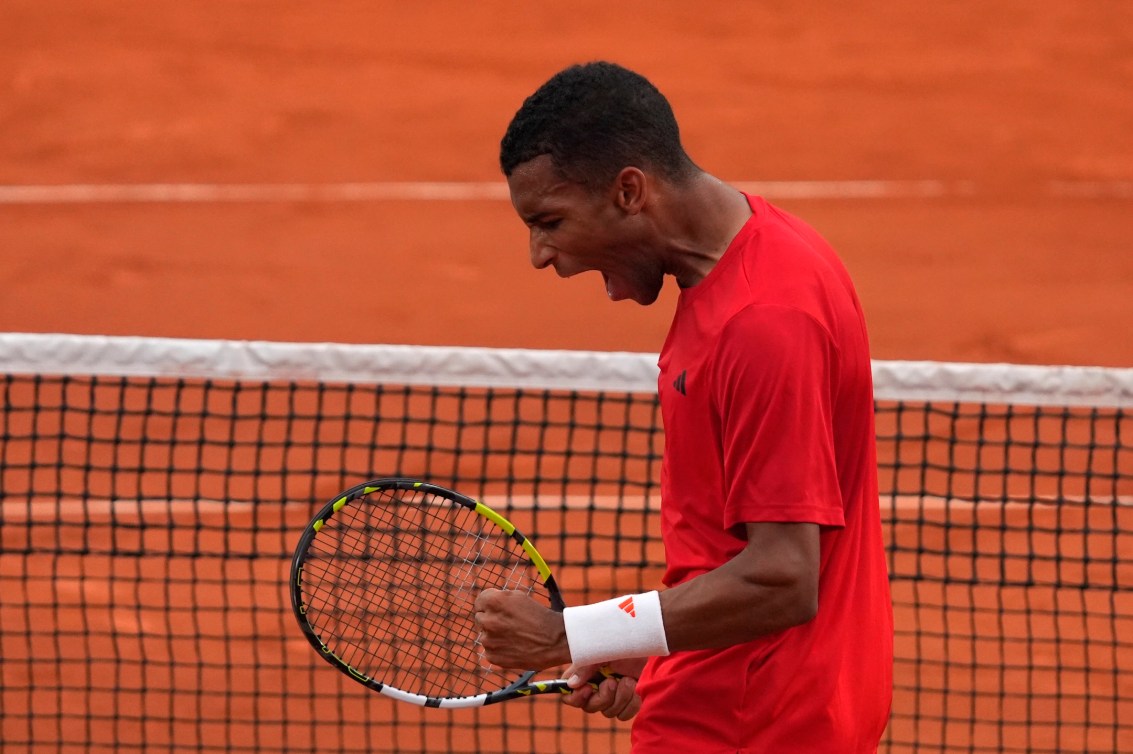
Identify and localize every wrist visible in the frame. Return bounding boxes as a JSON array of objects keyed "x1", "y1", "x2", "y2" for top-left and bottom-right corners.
[
  {"x1": 545, "y1": 609, "x2": 573, "y2": 667},
  {"x1": 563, "y1": 591, "x2": 670, "y2": 667}
]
